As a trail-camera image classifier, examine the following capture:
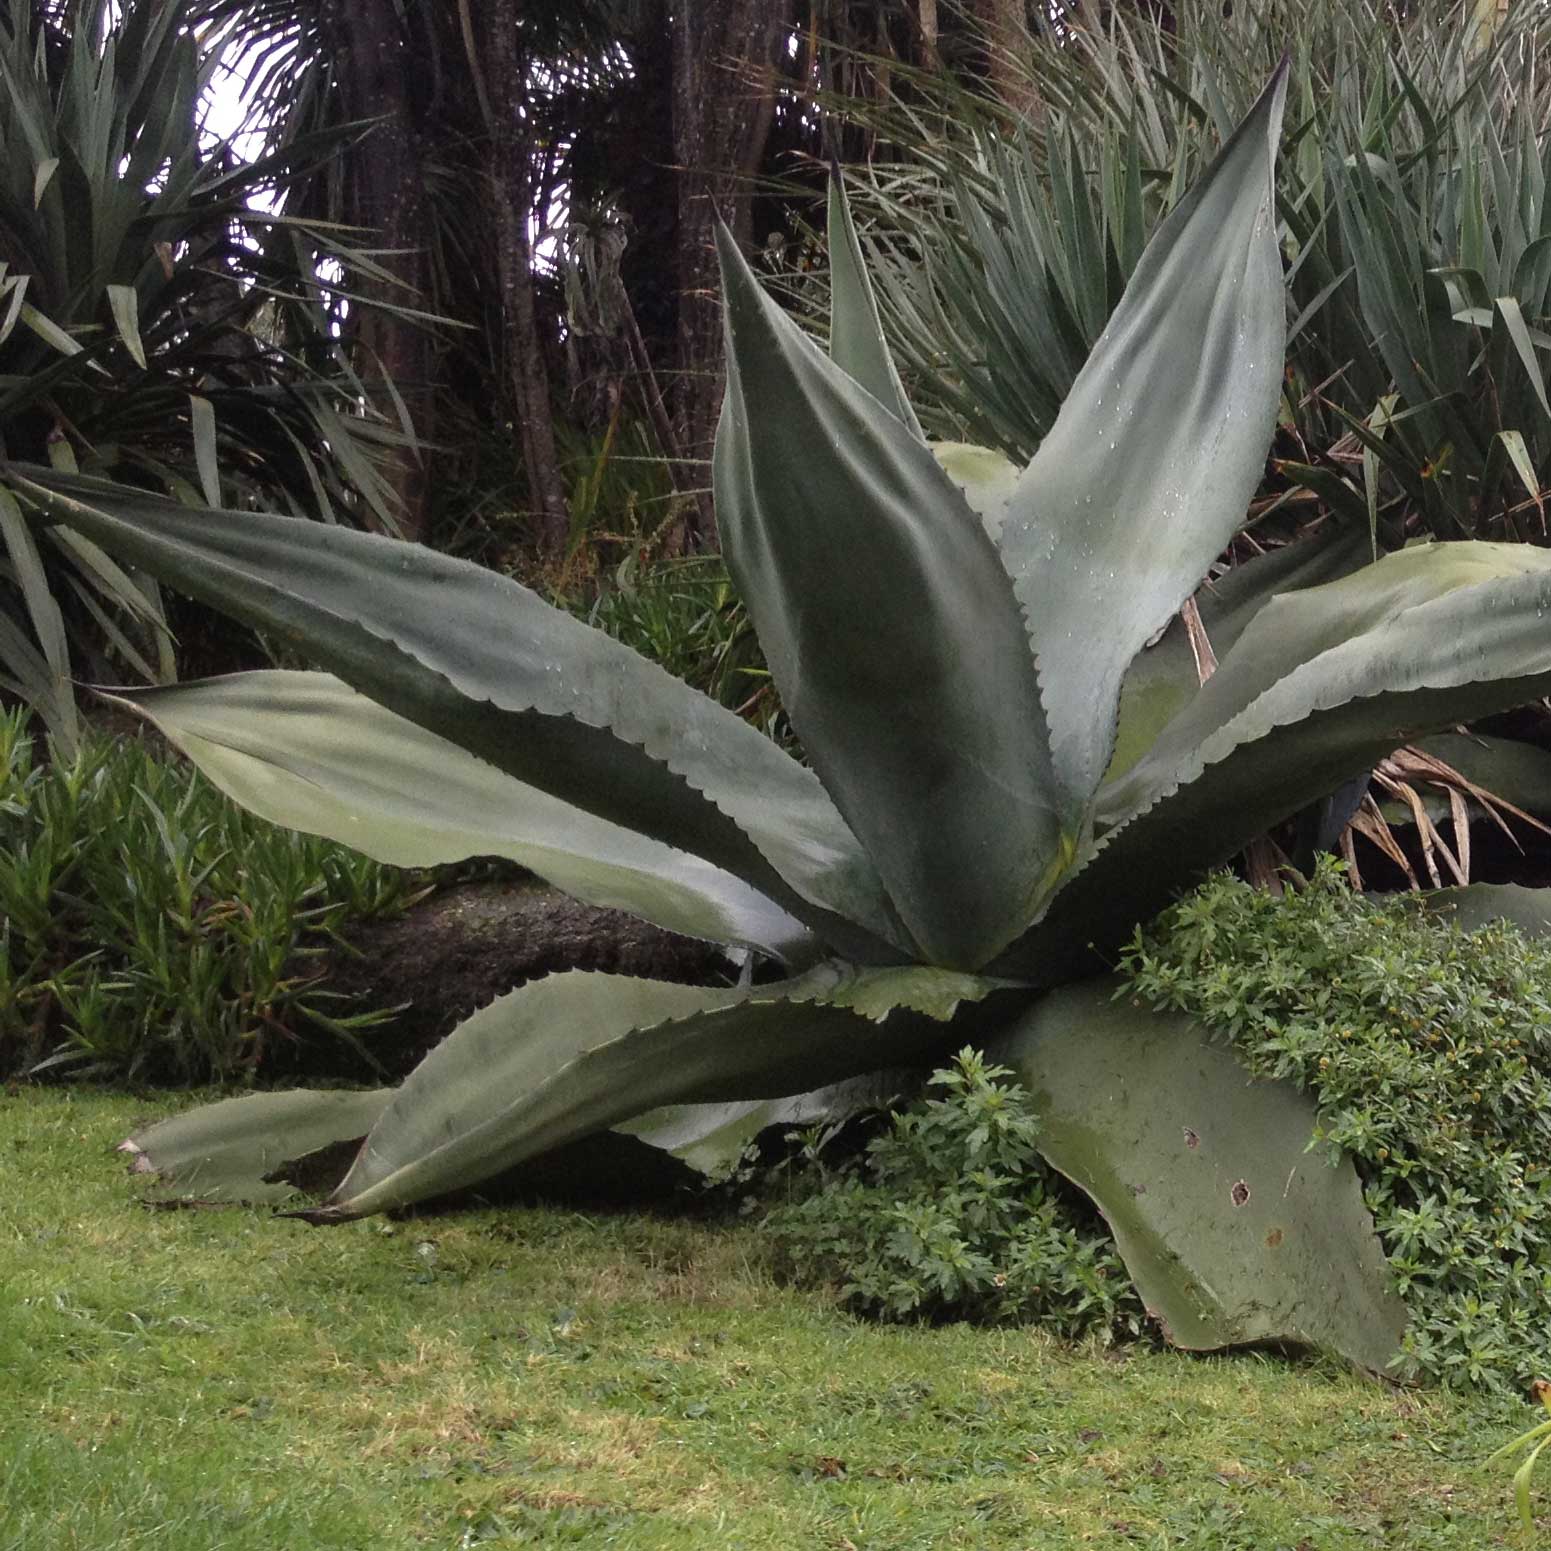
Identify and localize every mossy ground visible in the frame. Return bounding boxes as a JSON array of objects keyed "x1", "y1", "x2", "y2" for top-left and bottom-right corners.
[{"x1": 1, "y1": 1089, "x2": 1539, "y2": 1549}]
